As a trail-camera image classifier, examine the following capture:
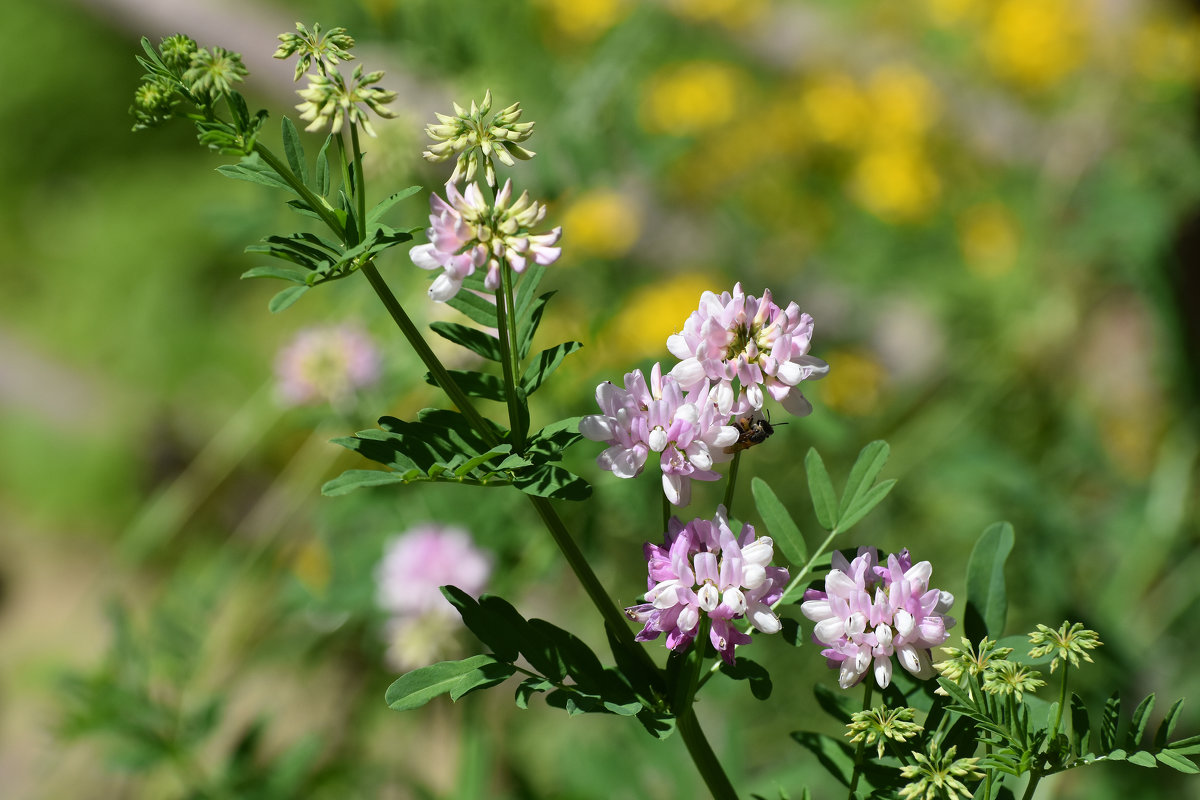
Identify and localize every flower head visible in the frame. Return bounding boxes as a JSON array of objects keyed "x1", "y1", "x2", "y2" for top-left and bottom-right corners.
[
  {"x1": 274, "y1": 22, "x2": 355, "y2": 82},
  {"x1": 801, "y1": 547, "x2": 955, "y2": 689},
  {"x1": 409, "y1": 180, "x2": 561, "y2": 302},
  {"x1": 274, "y1": 324, "x2": 381, "y2": 408},
  {"x1": 130, "y1": 76, "x2": 180, "y2": 131},
  {"x1": 579, "y1": 363, "x2": 739, "y2": 506},
  {"x1": 295, "y1": 63, "x2": 397, "y2": 137},
  {"x1": 376, "y1": 523, "x2": 493, "y2": 671},
  {"x1": 982, "y1": 659, "x2": 1045, "y2": 702},
  {"x1": 423, "y1": 90, "x2": 536, "y2": 187},
  {"x1": 846, "y1": 705, "x2": 923, "y2": 759},
  {"x1": 667, "y1": 283, "x2": 828, "y2": 418},
  {"x1": 159, "y1": 34, "x2": 198, "y2": 74},
  {"x1": 1027, "y1": 621, "x2": 1102, "y2": 674},
  {"x1": 934, "y1": 636, "x2": 1013, "y2": 683},
  {"x1": 624, "y1": 506, "x2": 789, "y2": 664},
  {"x1": 183, "y1": 46, "x2": 248, "y2": 100},
  {"x1": 898, "y1": 742, "x2": 983, "y2": 800}
]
